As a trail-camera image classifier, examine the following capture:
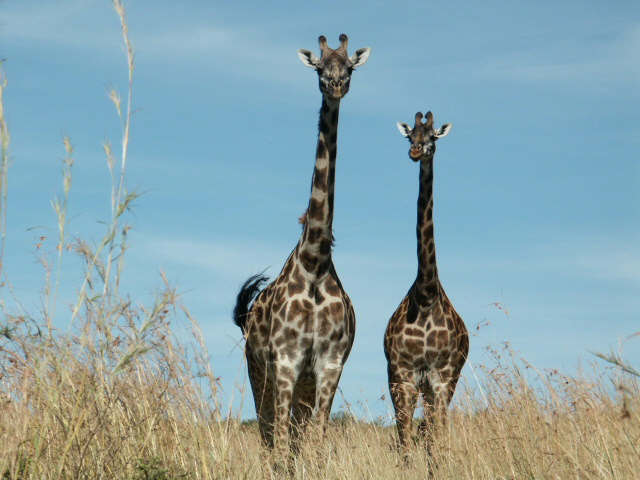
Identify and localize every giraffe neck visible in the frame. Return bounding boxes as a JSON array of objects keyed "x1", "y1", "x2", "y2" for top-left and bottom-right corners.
[
  {"x1": 414, "y1": 158, "x2": 439, "y2": 304},
  {"x1": 298, "y1": 97, "x2": 340, "y2": 277}
]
